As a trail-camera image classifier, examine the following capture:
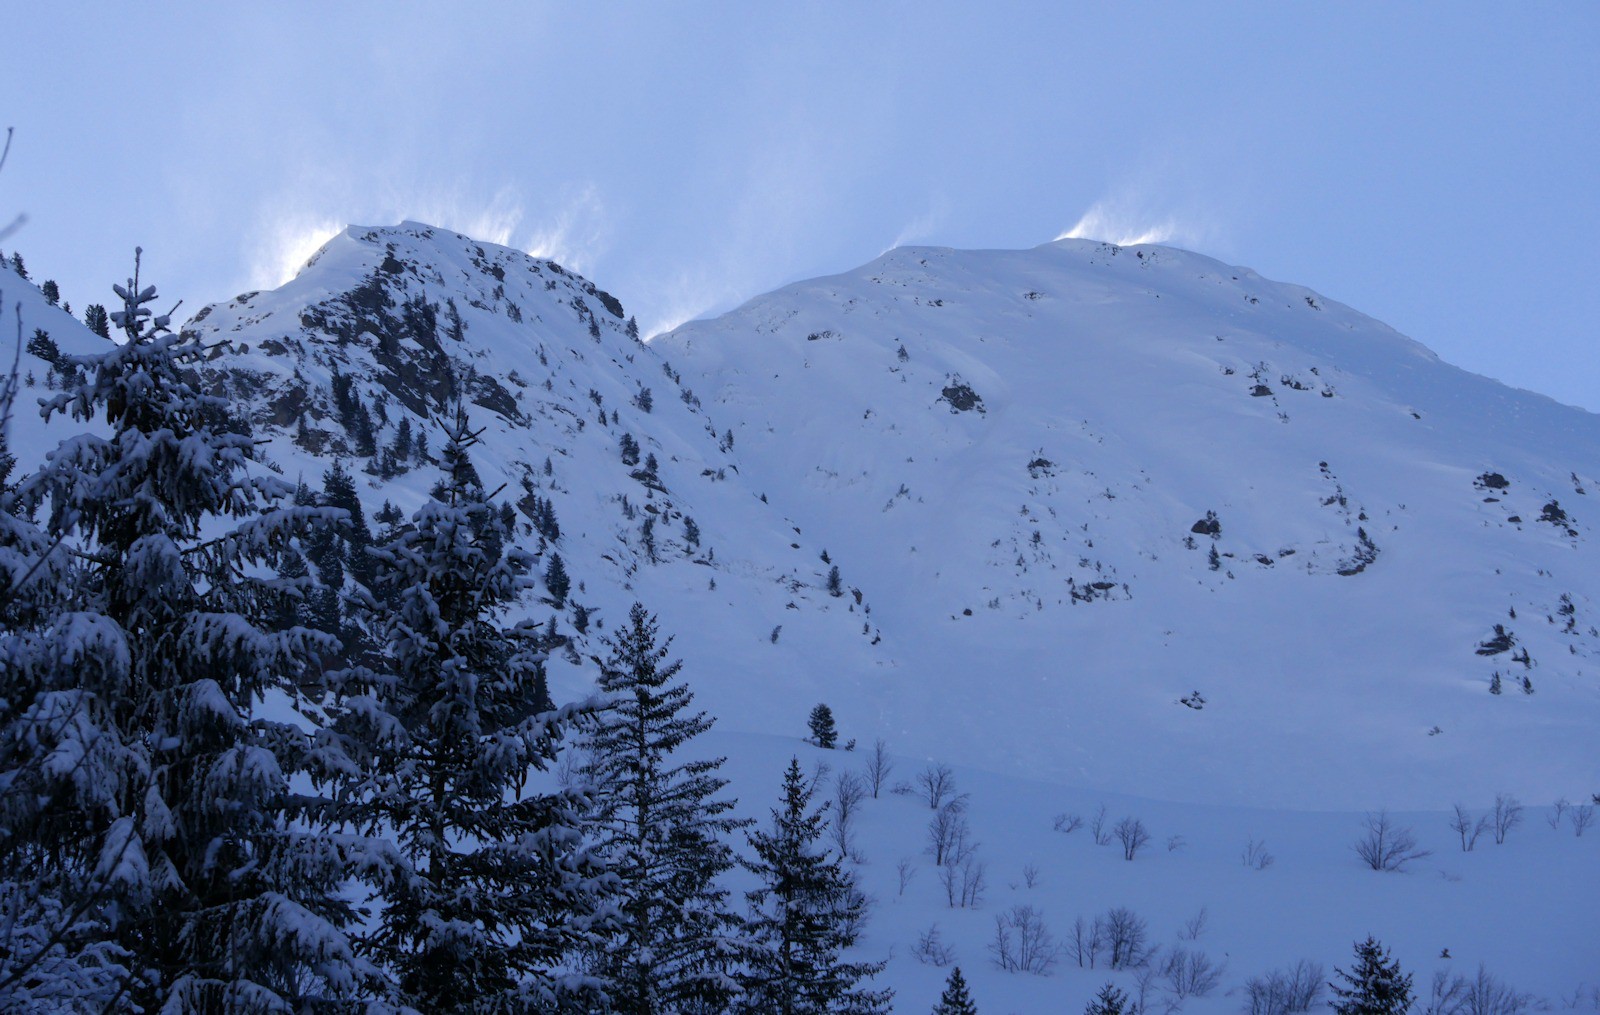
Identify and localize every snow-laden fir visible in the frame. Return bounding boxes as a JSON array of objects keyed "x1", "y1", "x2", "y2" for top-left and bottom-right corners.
[{"x1": 1, "y1": 224, "x2": 1595, "y2": 1012}]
